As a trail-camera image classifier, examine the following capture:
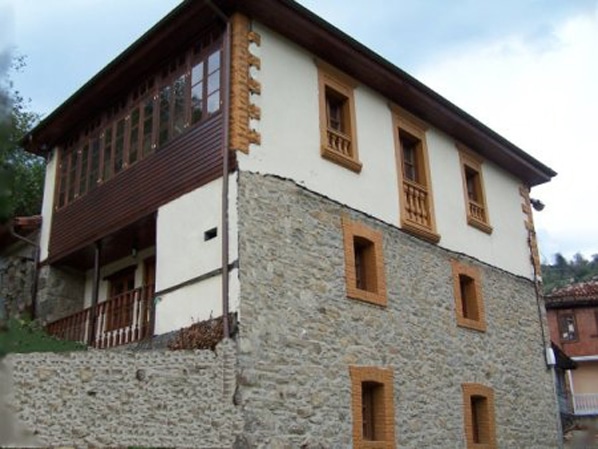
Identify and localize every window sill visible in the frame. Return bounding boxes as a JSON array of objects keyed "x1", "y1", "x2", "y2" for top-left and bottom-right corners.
[
  {"x1": 358, "y1": 441, "x2": 394, "y2": 449},
  {"x1": 321, "y1": 145, "x2": 362, "y2": 173},
  {"x1": 457, "y1": 317, "x2": 487, "y2": 333},
  {"x1": 467, "y1": 216, "x2": 493, "y2": 235},
  {"x1": 346, "y1": 286, "x2": 387, "y2": 307},
  {"x1": 401, "y1": 220, "x2": 441, "y2": 244}
]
